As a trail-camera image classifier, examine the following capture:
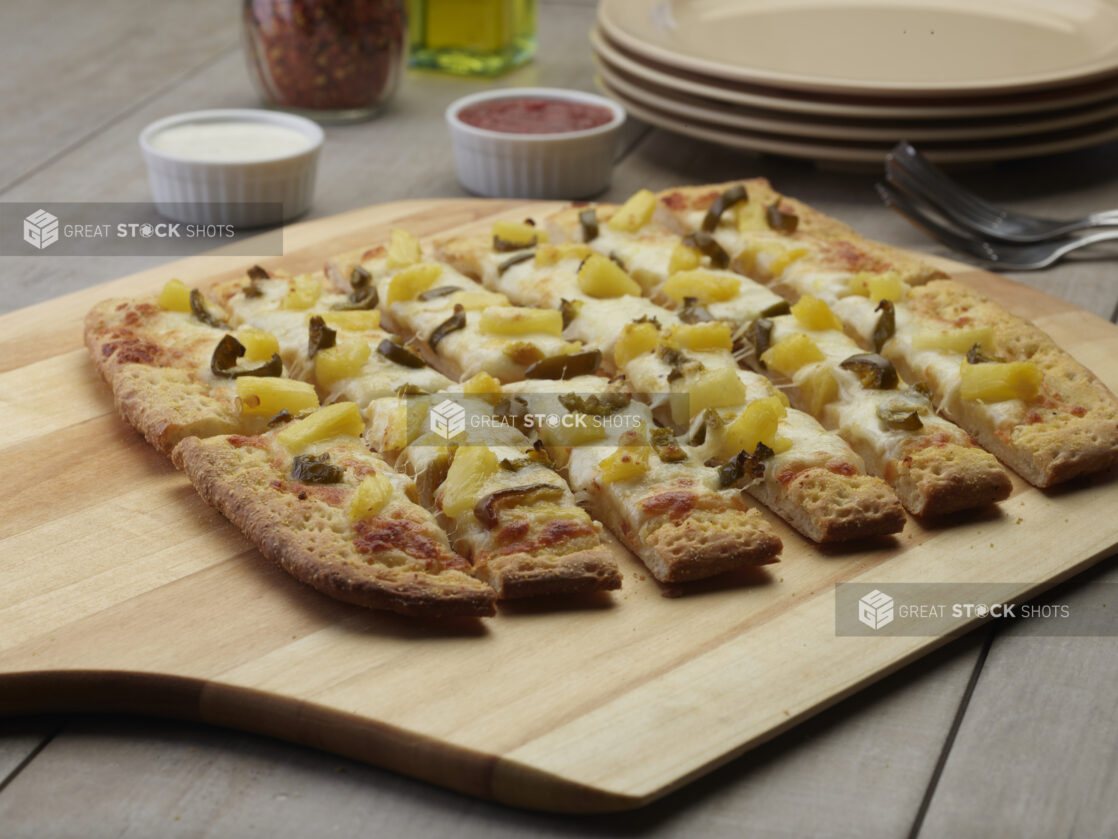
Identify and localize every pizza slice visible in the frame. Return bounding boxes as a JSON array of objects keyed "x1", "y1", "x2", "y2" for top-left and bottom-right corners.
[
  {"x1": 829, "y1": 280, "x2": 1118, "y2": 487},
  {"x1": 656, "y1": 180, "x2": 946, "y2": 292},
  {"x1": 501, "y1": 375, "x2": 783, "y2": 581},
  {"x1": 214, "y1": 266, "x2": 455, "y2": 406},
  {"x1": 172, "y1": 402, "x2": 497, "y2": 618},
  {"x1": 85, "y1": 280, "x2": 306, "y2": 455},
  {"x1": 366, "y1": 390, "x2": 623, "y2": 598},
  {"x1": 745, "y1": 294, "x2": 1012, "y2": 516},
  {"x1": 325, "y1": 231, "x2": 595, "y2": 383}
]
